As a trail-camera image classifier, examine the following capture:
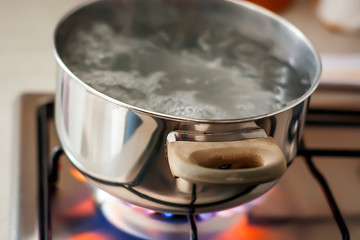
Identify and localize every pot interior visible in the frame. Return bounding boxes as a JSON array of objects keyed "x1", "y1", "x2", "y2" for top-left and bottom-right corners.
[{"x1": 55, "y1": 0, "x2": 320, "y2": 121}]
